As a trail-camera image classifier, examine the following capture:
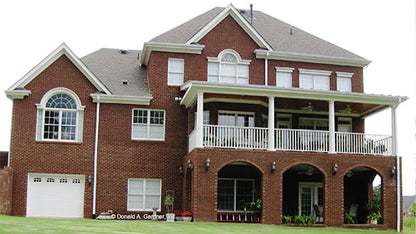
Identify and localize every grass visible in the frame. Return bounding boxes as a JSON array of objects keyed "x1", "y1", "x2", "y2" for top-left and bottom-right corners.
[{"x1": 0, "y1": 215, "x2": 414, "y2": 234}]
